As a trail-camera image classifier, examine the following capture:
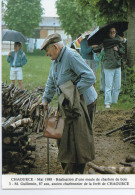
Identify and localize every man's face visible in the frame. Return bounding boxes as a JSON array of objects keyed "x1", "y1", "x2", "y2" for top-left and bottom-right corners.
[
  {"x1": 45, "y1": 44, "x2": 59, "y2": 60},
  {"x1": 109, "y1": 28, "x2": 116, "y2": 39}
]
